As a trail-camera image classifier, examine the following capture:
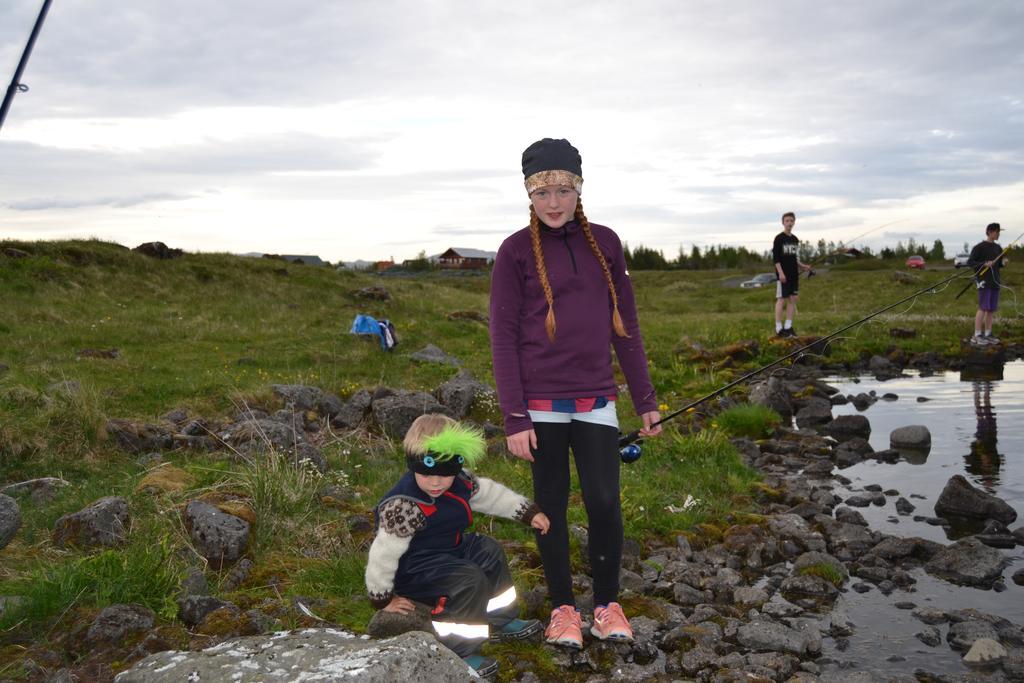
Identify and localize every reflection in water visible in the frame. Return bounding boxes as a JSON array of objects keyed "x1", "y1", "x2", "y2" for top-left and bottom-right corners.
[{"x1": 964, "y1": 380, "x2": 1001, "y2": 491}]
